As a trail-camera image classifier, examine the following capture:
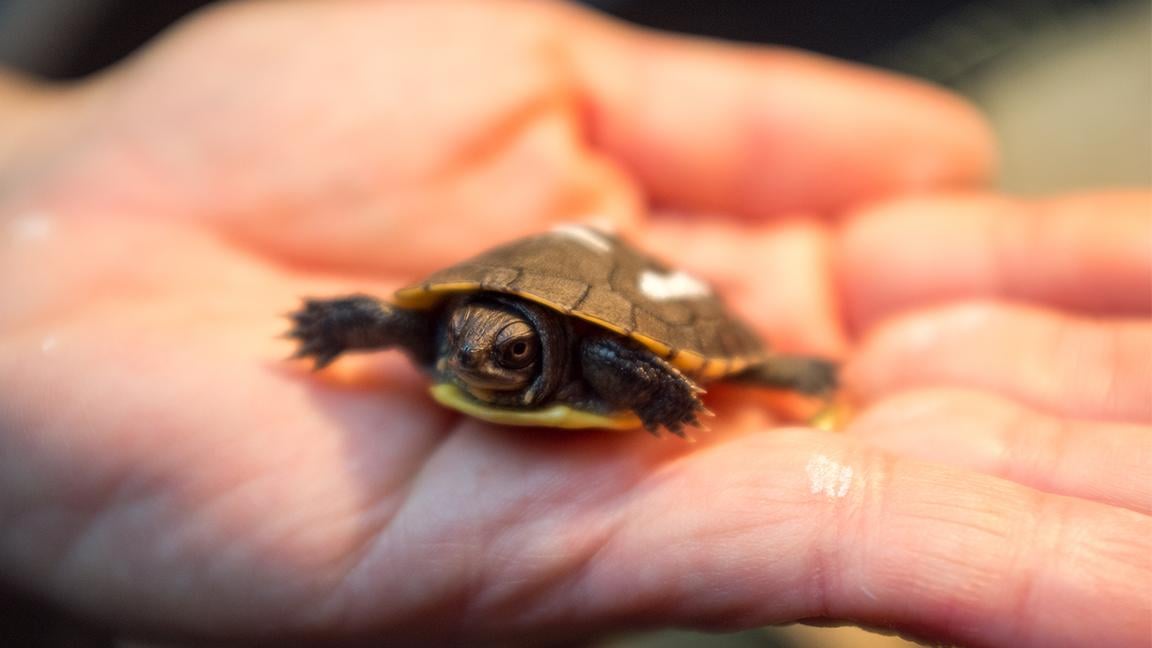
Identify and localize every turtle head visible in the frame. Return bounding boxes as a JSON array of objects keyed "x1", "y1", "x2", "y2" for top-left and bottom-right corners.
[{"x1": 440, "y1": 299, "x2": 543, "y2": 398}]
